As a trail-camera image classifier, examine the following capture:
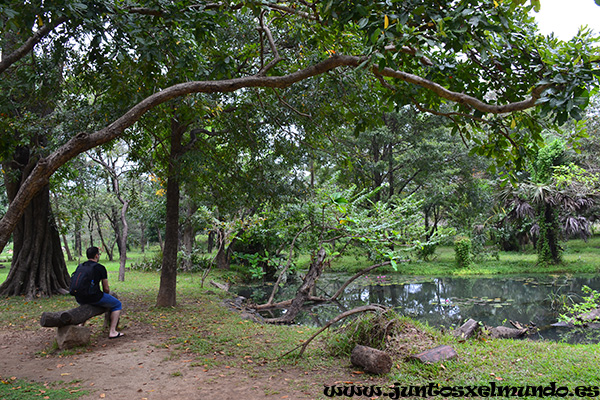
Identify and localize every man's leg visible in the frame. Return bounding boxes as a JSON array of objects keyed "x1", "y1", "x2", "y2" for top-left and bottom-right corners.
[
  {"x1": 91, "y1": 294, "x2": 123, "y2": 338},
  {"x1": 109, "y1": 310, "x2": 121, "y2": 338}
]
